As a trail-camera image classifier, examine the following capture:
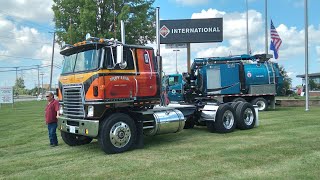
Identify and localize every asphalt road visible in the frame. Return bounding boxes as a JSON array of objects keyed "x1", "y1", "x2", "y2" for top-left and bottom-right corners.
[{"x1": 13, "y1": 95, "x2": 43, "y2": 102}]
